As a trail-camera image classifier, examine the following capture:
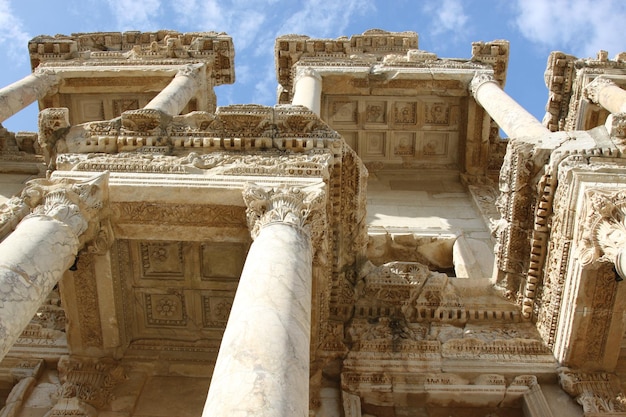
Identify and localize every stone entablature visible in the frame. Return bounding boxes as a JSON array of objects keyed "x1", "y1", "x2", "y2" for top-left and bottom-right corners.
[
  {"x1": 544, "y1": 50, "x2": 626, "y2": 132},
  {"x1": 29, "y1": 31, "x2": 235, "y2": 86},
  {"x1": 275, "y1": 29, "x2": 508, "y2": 104}
]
